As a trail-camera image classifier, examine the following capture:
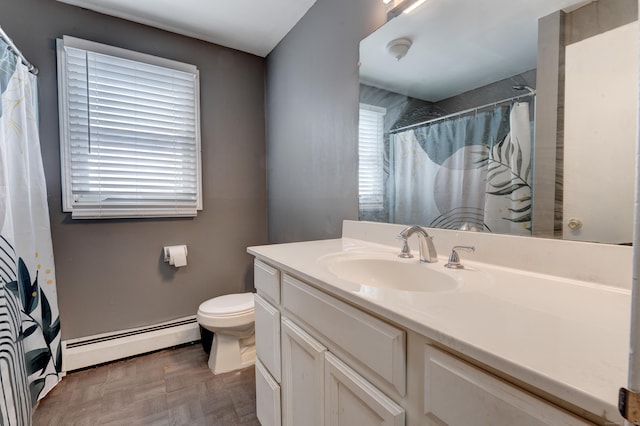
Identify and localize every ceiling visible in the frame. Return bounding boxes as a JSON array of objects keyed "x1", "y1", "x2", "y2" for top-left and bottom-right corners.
[
  {"x1": 56, "y1": 0, "x2": 317, "y2": 57},
  {"x1": 359, "y1": 0, "x2": 591, "y2": 102}
]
